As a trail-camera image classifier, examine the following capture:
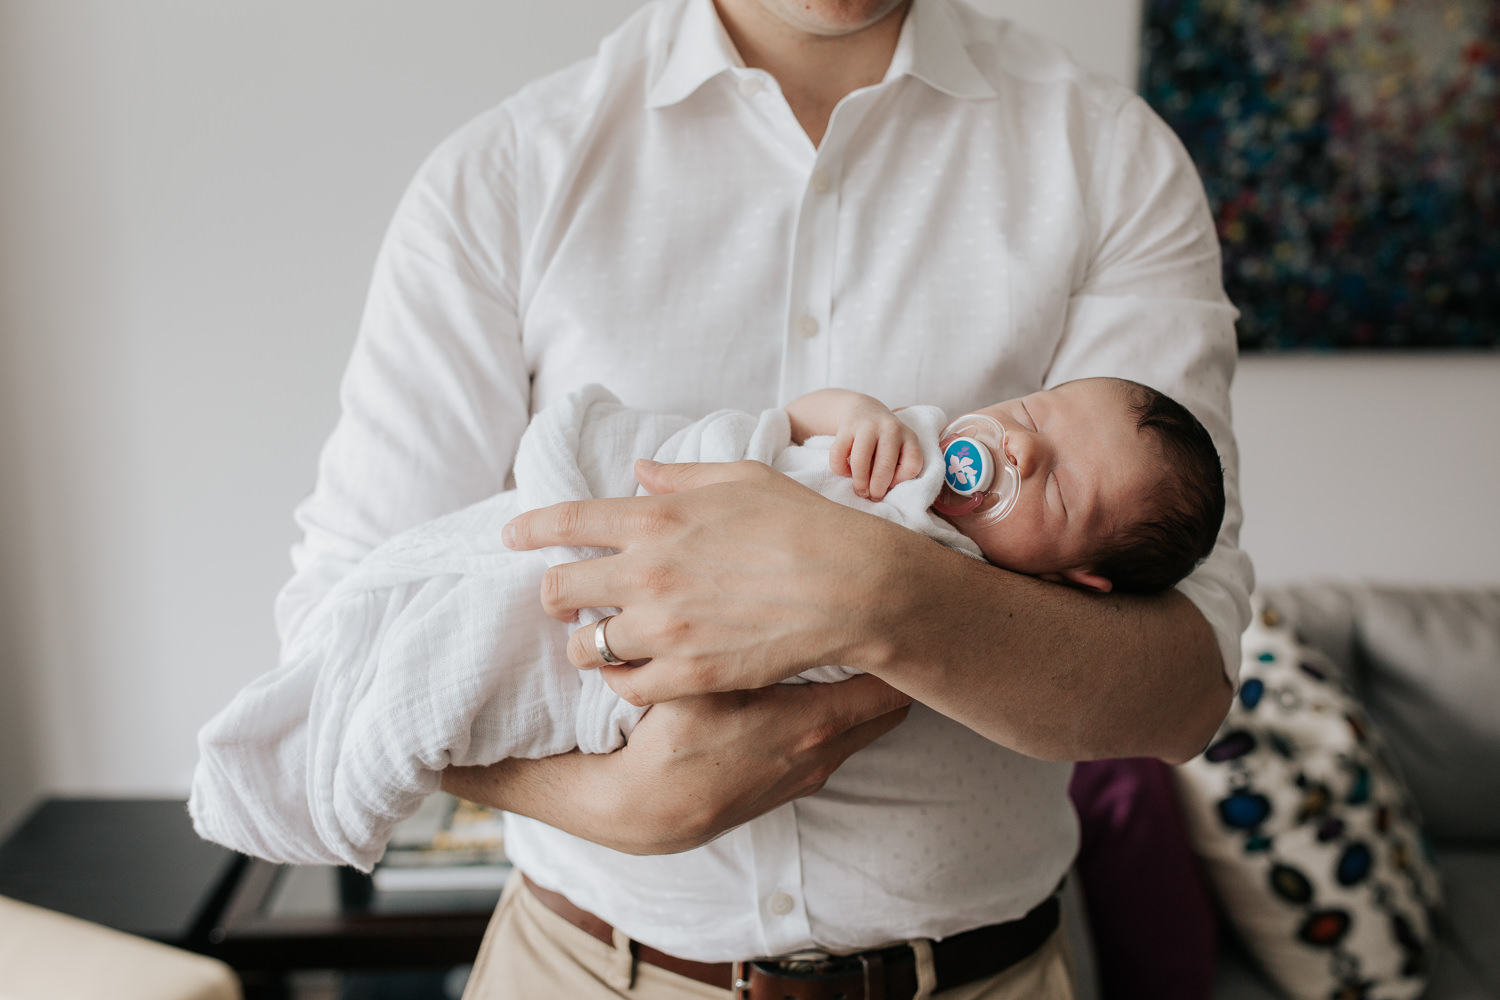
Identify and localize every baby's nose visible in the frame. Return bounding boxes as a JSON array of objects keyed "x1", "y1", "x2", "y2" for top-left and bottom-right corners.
[{"x1": 1004, "y1": 430, "x2": 1041, "y2": 478}]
